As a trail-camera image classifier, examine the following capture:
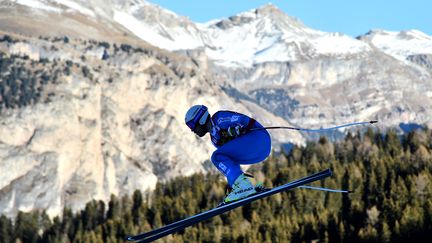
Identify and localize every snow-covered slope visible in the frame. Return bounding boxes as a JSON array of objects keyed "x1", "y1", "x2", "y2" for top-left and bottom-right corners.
[
  {"x1": 112, "y1": 1, "x2": 209, "y2": 50},
  {"x1": 360, "y1": 29, "x2": 432, "y2": 61},
  {"x1": 13, "y1": 0, "x2": 208, "y2": 50},
  {"x1": 203, "y1": 4, "x2": 371, "y2": 67},
  {"x1": 16, "y1": 0, "x2": 105, "y2": 16}
]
